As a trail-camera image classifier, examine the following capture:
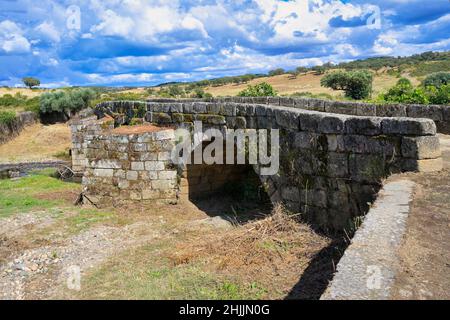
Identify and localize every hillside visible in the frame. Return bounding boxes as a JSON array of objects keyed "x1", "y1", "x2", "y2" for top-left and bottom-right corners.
[{"x1": 203, "y1": 70, "x2": 421, "y2": 98}]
